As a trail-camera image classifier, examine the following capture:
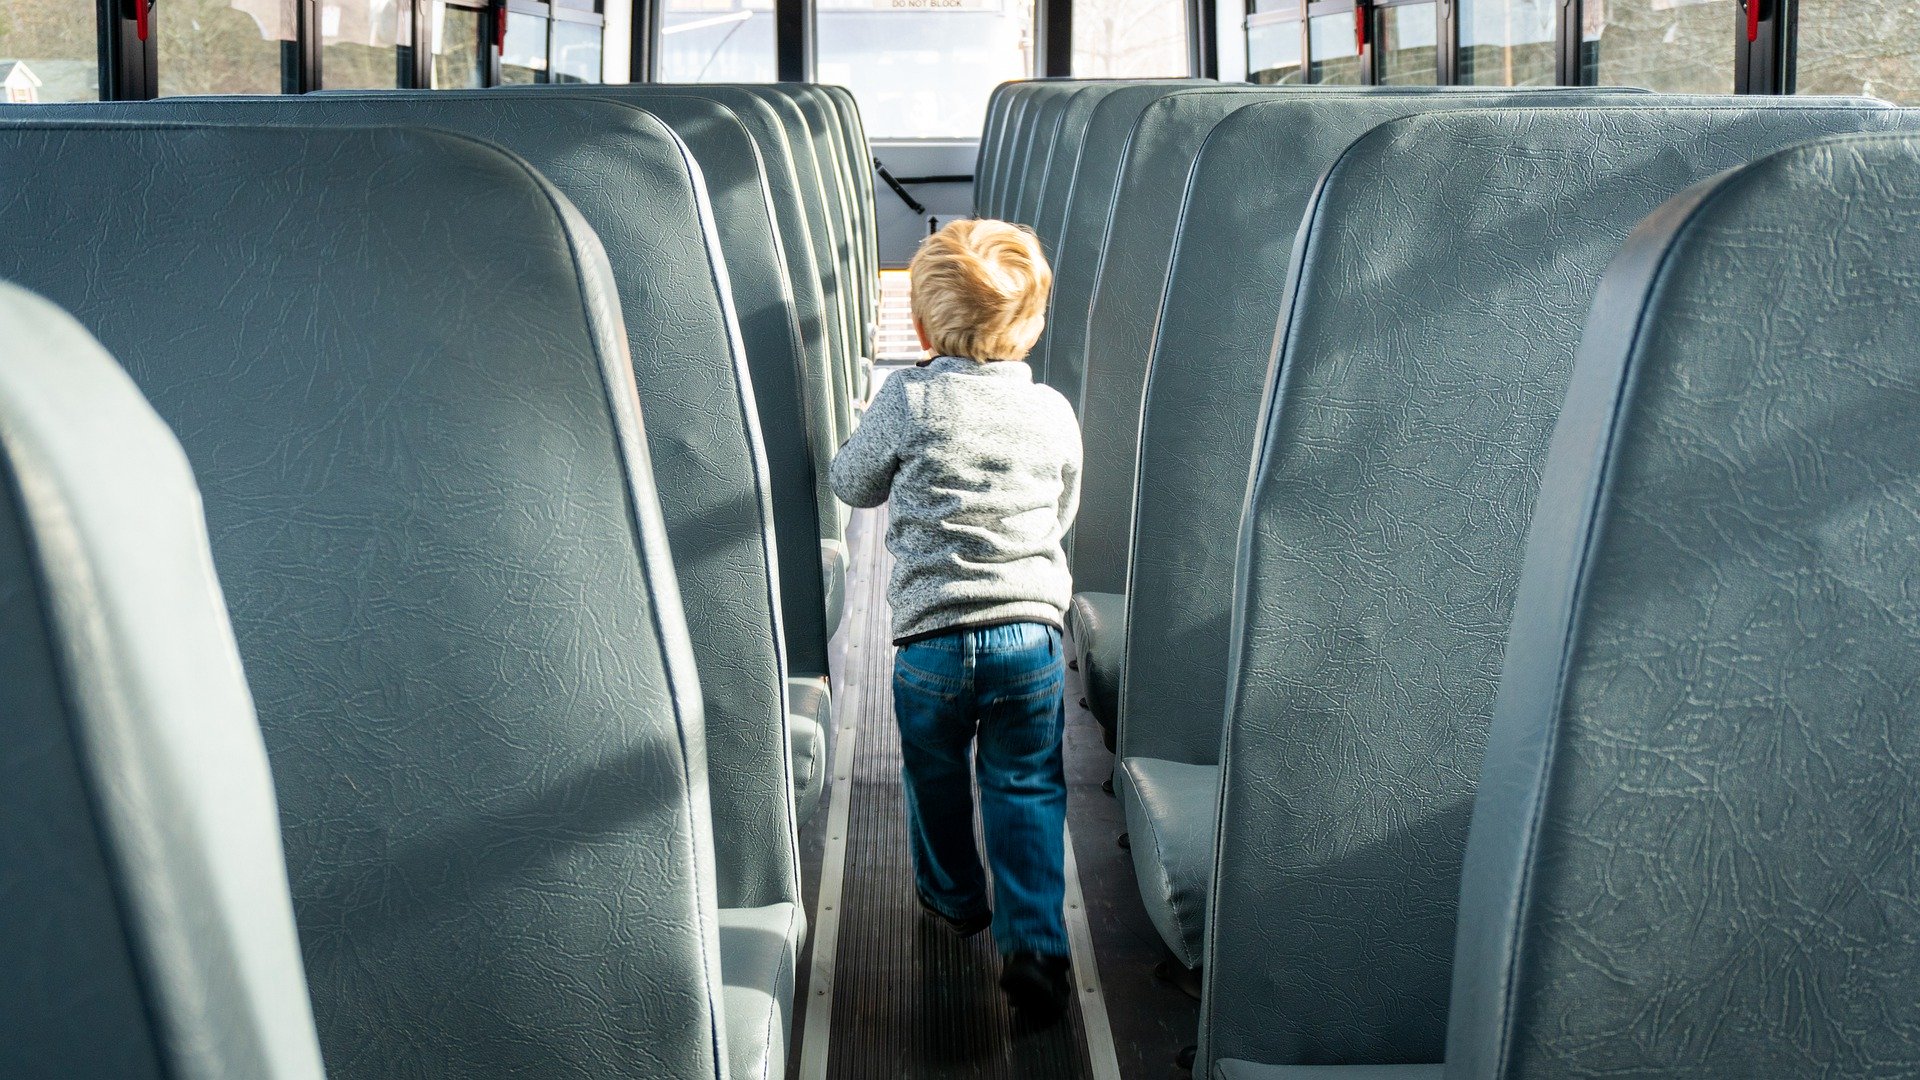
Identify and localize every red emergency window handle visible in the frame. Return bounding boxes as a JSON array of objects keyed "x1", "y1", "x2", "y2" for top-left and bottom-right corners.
[
  {"x1": 134, "y1": 0, "x2": 151, "y2": 41},
  {"x1": 1355, "y1": 1, "x2": 1368, "y2": 51},
  {"x1": 1747, "y1": 0, "x2": 1761, "y2": 42},
  {"x1": 495, "y1": 0, "x2": 508, "y2": 50}
]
